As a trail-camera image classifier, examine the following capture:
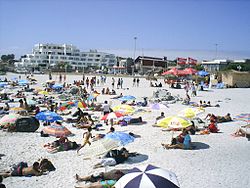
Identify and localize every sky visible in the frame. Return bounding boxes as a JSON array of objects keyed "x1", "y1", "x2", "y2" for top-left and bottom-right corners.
[{"x1": 0, "y1": 0, "x2": 250, "y2": 60}]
